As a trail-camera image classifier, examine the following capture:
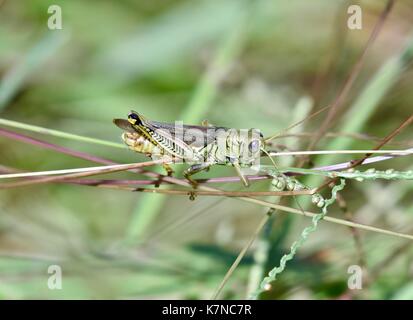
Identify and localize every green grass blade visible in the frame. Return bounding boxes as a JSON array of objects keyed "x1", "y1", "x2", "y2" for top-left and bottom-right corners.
[{"x1": 95, "y1": 0, "x2": 244, "y2": 81}]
